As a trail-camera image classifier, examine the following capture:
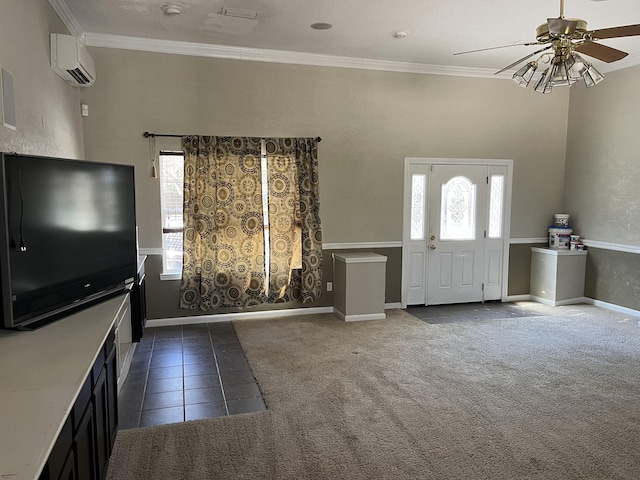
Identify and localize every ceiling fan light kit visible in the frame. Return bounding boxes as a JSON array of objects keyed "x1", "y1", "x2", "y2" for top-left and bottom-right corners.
[
  {"x1": 582, "y1": 63, "x2": 605, "y2": 87},
  {"x1": 513, "y1": 61, "x2": 538, "y2": 87},
  {"x1": 515, "y1": 52, "x2": 604, "y2": 93},
  {"x1": 534, "y1": 69, "x2": 553, "y2": 94},
  {"x1": 457, "y1": 0, "x2": 640, "y2": 93}
]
